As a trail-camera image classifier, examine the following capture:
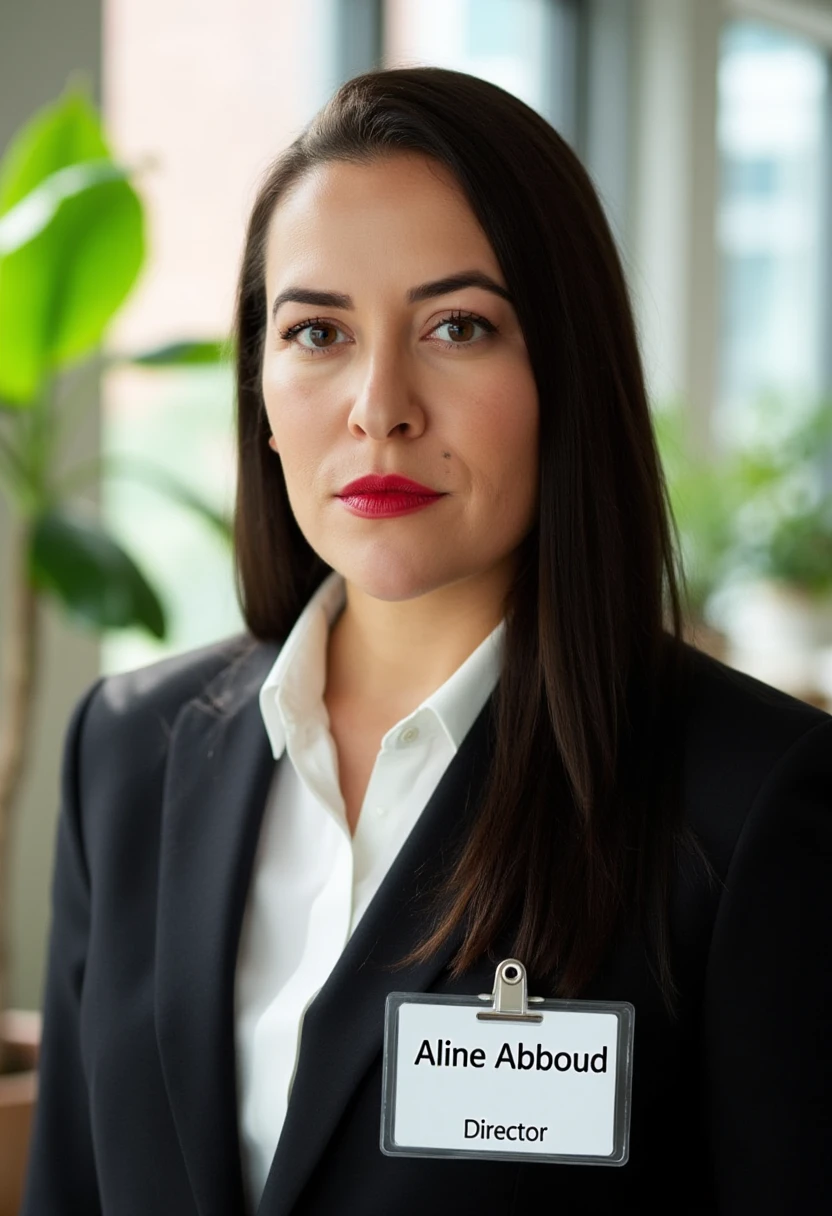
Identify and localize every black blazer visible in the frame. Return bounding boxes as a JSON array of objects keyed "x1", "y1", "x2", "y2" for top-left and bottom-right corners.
[{"x1": 21, "y1": 635, "x2": 832, "y2": 1215}]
